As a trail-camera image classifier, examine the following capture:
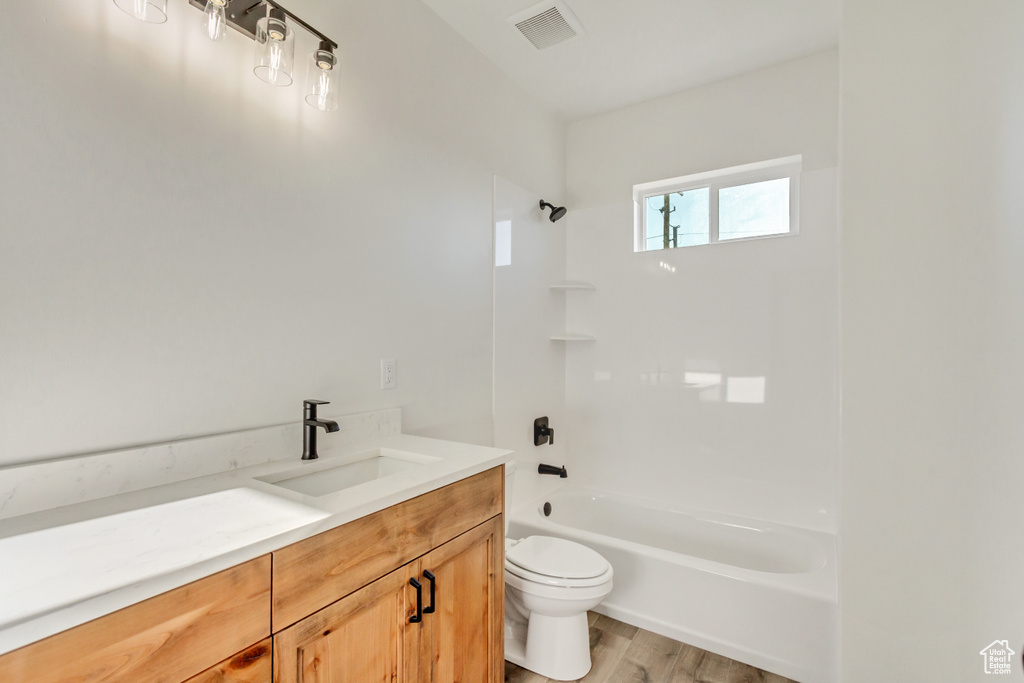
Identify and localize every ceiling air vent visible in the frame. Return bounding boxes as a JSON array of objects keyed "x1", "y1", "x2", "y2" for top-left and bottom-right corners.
[{"x1": 506, "y1": 1, "x2": 585, "y2": 50}]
